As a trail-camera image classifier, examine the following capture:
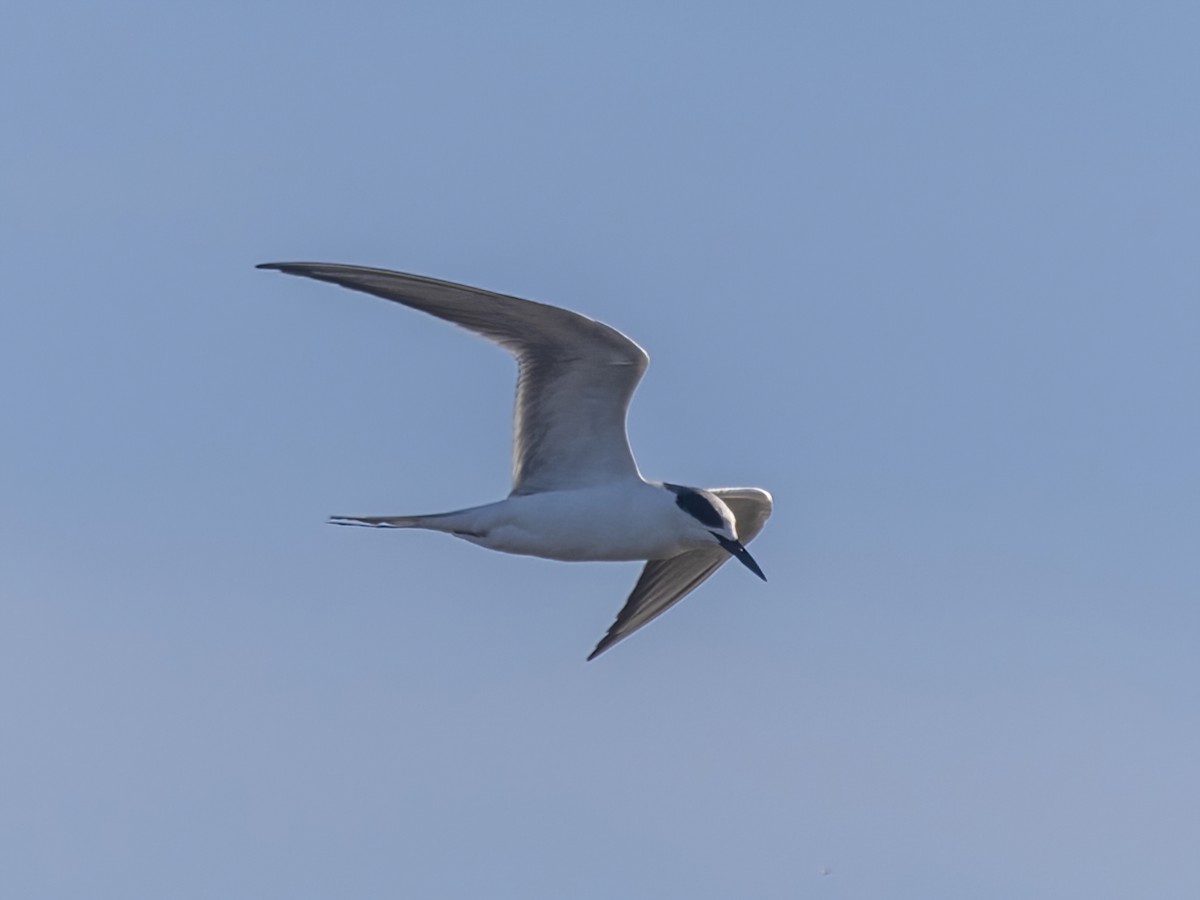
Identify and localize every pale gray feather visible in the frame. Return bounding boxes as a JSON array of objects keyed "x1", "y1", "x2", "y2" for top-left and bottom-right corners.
[{"x1": 257, "y1": 262, "x2": 649, "y2": 494}]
